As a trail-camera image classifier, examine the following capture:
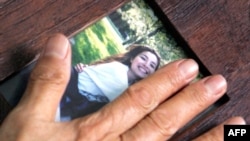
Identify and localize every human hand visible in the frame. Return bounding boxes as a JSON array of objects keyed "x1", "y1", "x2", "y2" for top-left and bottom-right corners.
[
  {"x1": 0, "y1": 34, "x2": 245, "y2": 141},
  {"x1": 74, "y1": 63, "x2": 88, "y2": 73}
]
